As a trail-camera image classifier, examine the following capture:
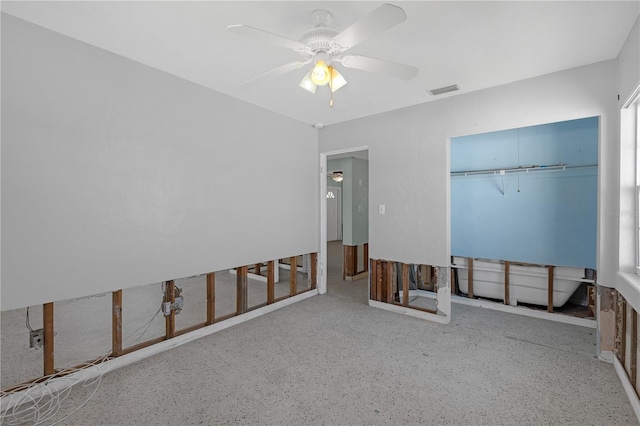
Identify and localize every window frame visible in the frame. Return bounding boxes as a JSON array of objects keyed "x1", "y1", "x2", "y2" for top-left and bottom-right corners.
[{"x1": 634, "y1": 99, "x2": 640, "y2": 275}]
